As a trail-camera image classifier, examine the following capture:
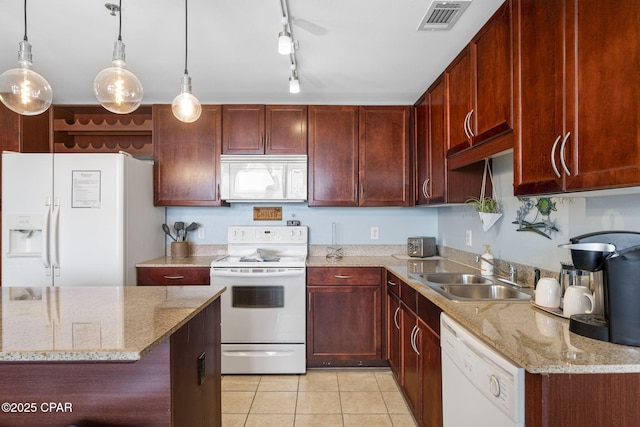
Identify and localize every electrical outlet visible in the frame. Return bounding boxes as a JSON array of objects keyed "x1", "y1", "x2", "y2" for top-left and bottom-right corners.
[
  {"x1": 466, "y1": 230, "x2": 472, "y2": 246},
  {"x1": 198, "y1": 227, "x2": 205, "y2": 239},
  {"x1": 370, "y1": 226, "x2": 379, "y2": 240}
]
